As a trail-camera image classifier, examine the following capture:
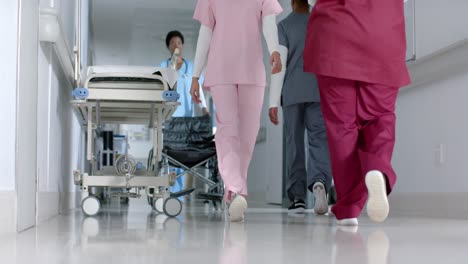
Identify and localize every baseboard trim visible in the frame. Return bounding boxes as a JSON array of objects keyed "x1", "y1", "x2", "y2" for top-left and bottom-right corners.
[
  {"x1": 37, "y1": 192, "x2": 60, "y2": 223},
  {"x1": 389, "y1": 192, "x2": 468, "y2": 219},
  {"x1": 59, "y1": 191, "x2": 80, "y2": 213},
  {"x1": 0, "y1": 191, "x2": 16, "y2": 235},
  {"x1": 248, "y1": 191, "x2": 266, "y2": 203},
  {"x1": 37, "y1": 191, "x2": 79, "y2": 223}
]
